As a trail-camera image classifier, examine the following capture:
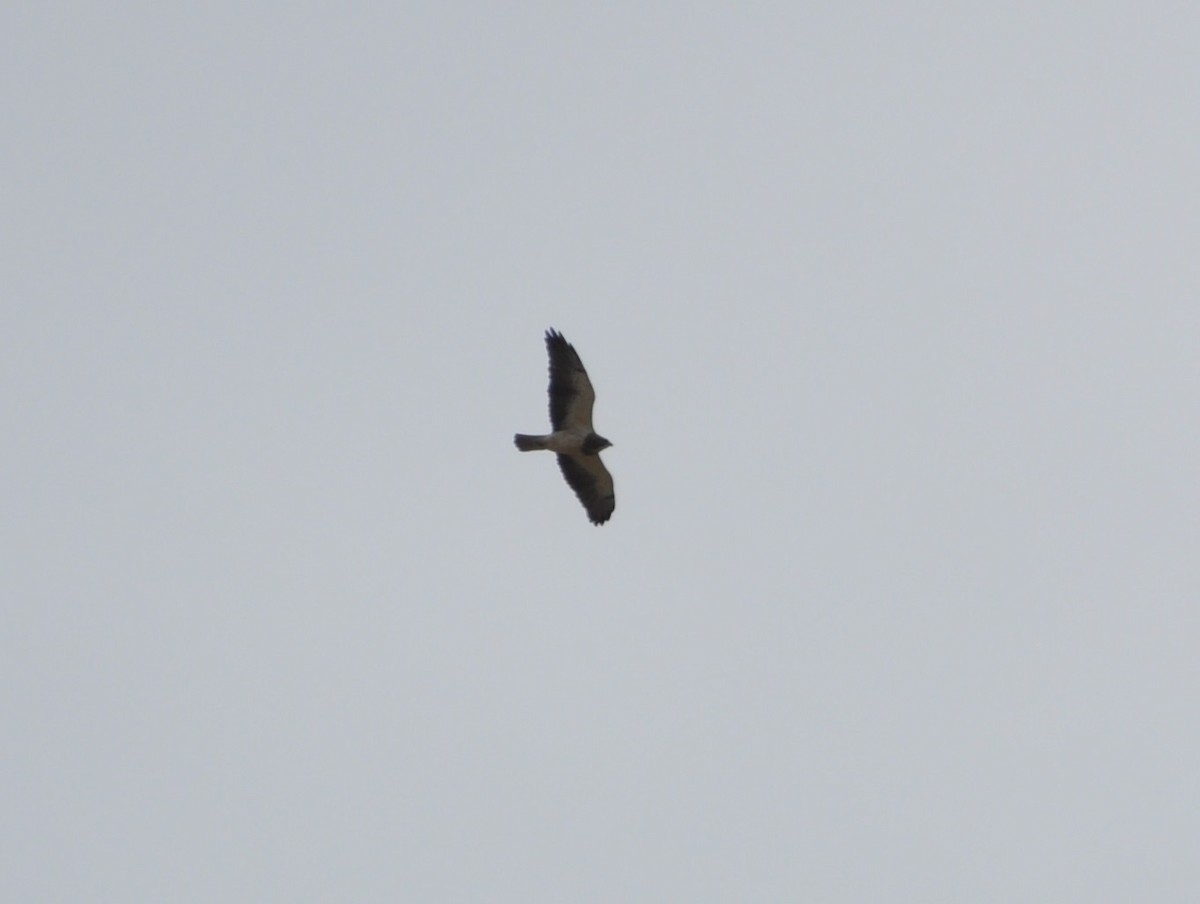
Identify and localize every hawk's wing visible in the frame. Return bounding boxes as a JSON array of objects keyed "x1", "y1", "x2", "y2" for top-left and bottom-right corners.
[
  {"x1": 557, "y1": 453, "x2": 615, "y2": 525},
  {"x1": 546, "y1": 329, "x2": 596, "y2": 431}
]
